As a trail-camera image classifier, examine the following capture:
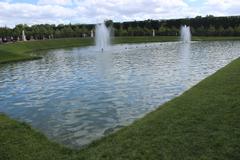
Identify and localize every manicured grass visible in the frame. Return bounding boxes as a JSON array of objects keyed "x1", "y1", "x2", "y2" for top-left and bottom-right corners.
[
  {"x1": 1, "y1": 58, "x2": 240, "y2": 160},
  {"x1": 112, "y1": 36, "x2": 179, "y2": 44},
  {"x1": 0, "y1": 50, "x2": 40, "y2": 64},
  {"x1": 0, "y1": 115, "x2": 76, "y2": 160},
  {"x1": 1, "y1": 36, "x2": 240, "y2": 64},
  {"x1": 0, "y1": 38, "x2": 94, "y2": 64},
  {"x1": 113, "y1": 36, "x2": 240, "y2": 44},
  {"x1": 192, "y1": 36, "x2": 240, "y2": 41}
]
